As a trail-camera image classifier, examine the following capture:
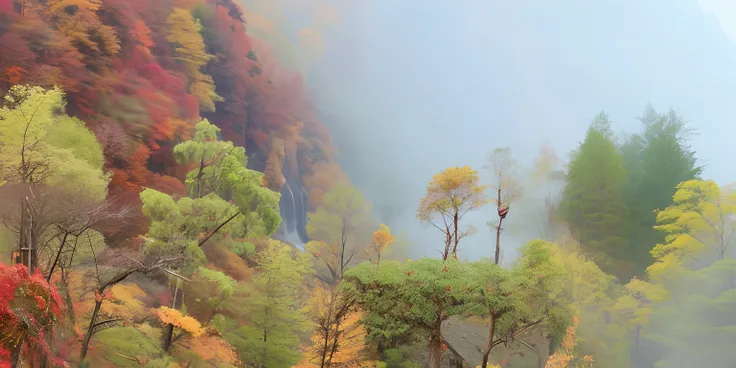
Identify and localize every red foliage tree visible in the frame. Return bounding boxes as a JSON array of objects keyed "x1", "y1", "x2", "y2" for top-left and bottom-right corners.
[{"x1": 0, "y1": 263, "x2": 63, "y2": 368}]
